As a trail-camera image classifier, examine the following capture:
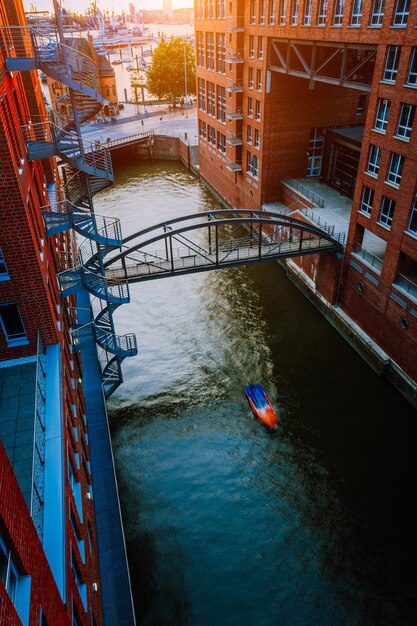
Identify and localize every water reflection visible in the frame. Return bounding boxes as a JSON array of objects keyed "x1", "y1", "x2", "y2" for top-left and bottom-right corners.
[{"x1": 94, "y1": 160, "x2": 417, "y2": 625}]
